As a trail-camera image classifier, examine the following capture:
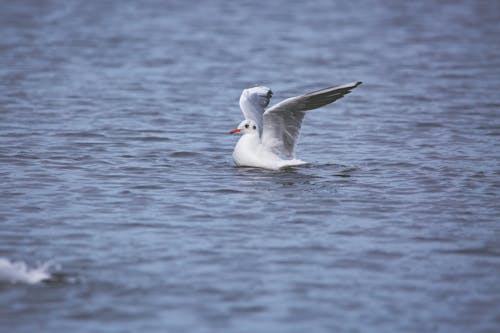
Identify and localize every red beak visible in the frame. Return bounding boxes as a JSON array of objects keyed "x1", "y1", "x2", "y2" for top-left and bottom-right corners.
[{"x1": 229, "y1": 128, "x2": 241, "y2": 134}]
